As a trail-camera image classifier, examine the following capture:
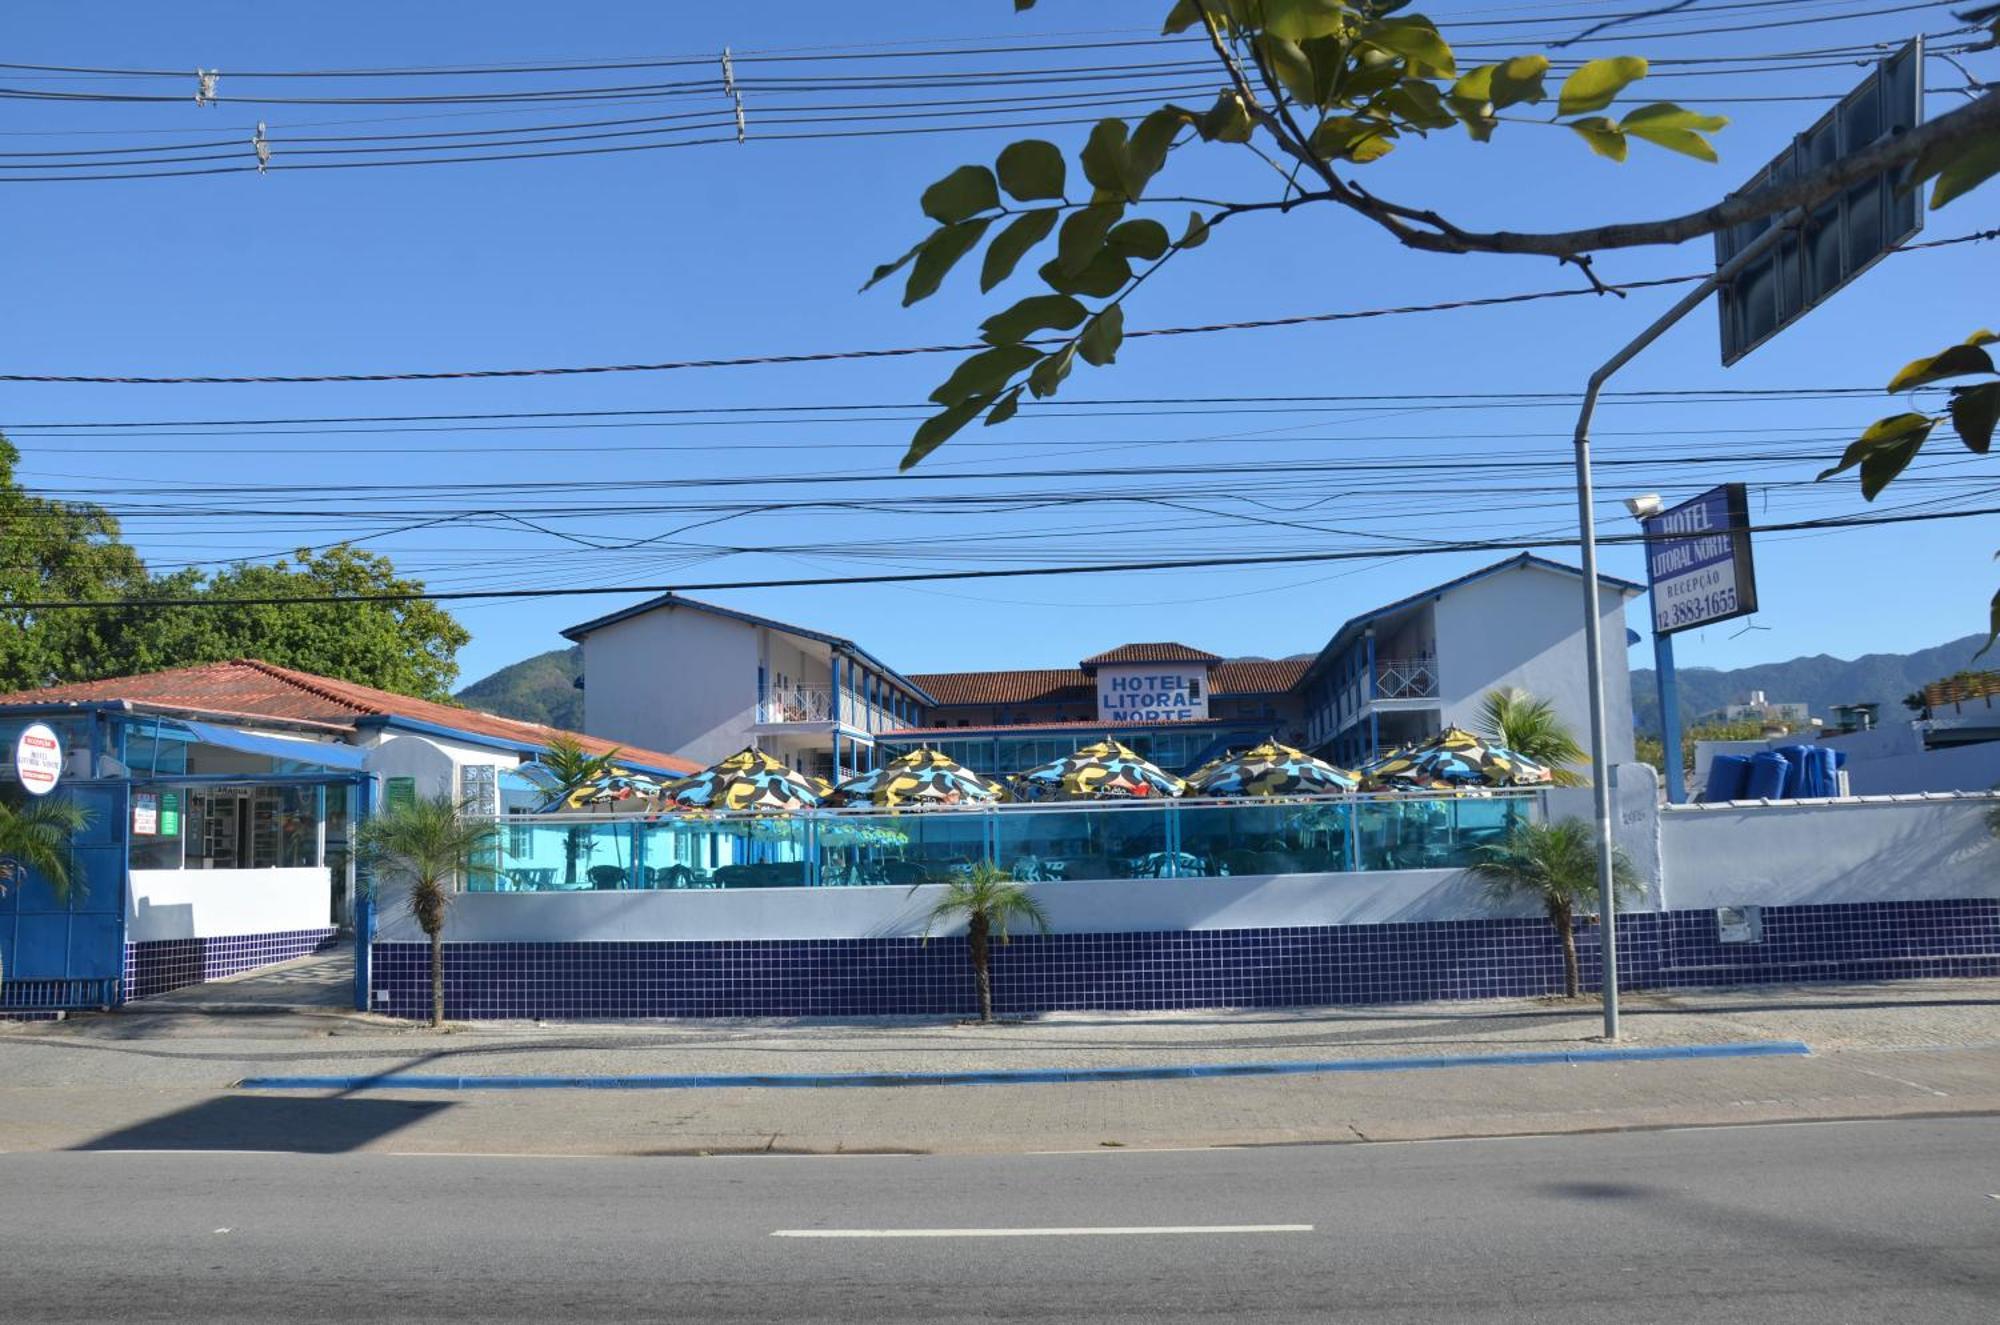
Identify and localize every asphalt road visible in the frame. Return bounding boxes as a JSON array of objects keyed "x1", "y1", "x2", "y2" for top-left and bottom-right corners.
[{"x1": 2, "y1": 1117, "x2": 1996, "y2": 1323}]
